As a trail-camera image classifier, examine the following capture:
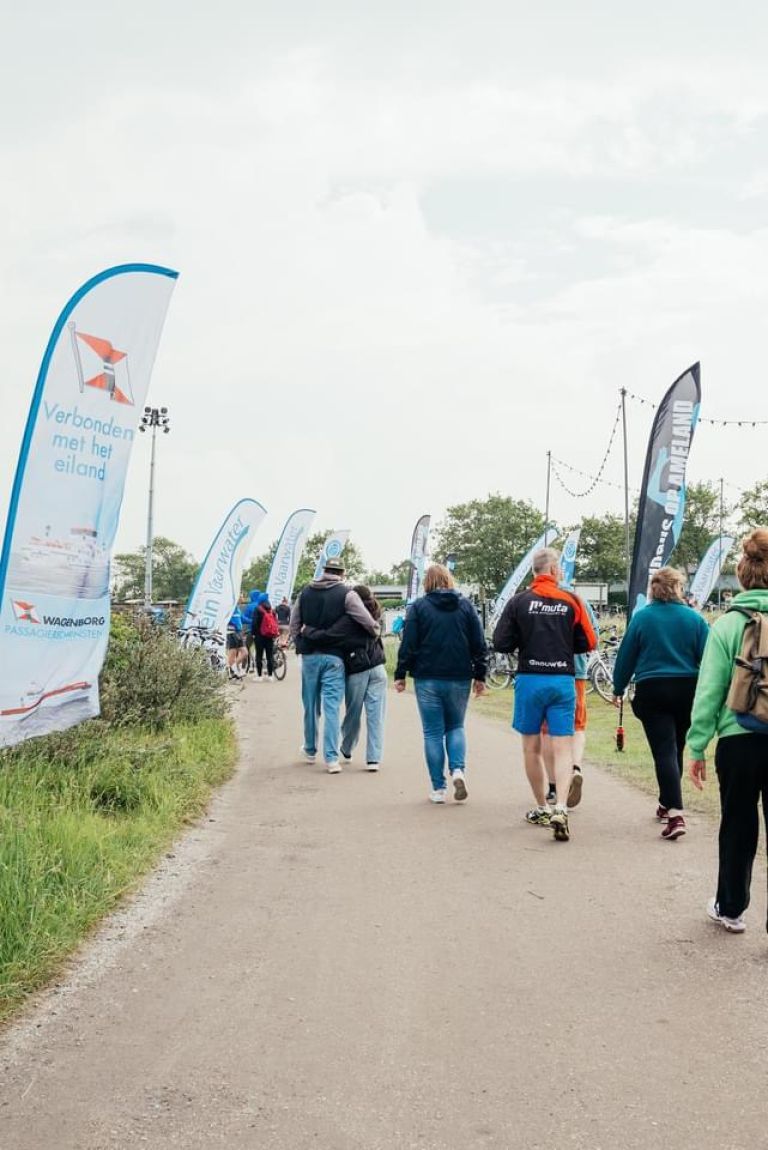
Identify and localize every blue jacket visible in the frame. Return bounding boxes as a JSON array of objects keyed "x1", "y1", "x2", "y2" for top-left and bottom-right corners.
[
  {"x1": 240, "y1": 589, "x2": 266, "y2": 630},
  {"x1": 395, "y1": 590, "x2": 487, "y2": 682},
  {"x1": 613, "y1": 600, "x2": 709, "y2": 696},
  {"x1": 228, "y1": 607, "x2": 243, "y2": 633}
]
